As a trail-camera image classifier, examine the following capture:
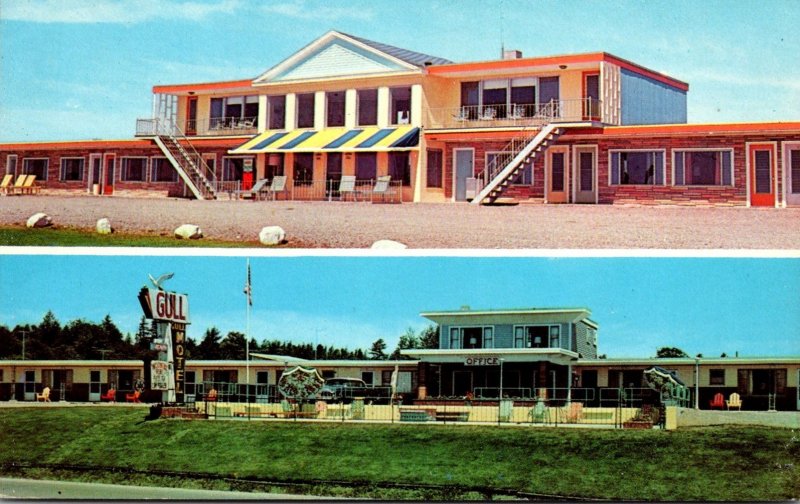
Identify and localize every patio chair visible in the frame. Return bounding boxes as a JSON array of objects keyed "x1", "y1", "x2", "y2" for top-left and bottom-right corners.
[
  {"x1": 0, "y1": 174, "x2": 13, "y2": 195},
  {"x1": 564, "y1": 402, "x2": 583, "y2": 423},
  {"x1": 125, "y1": 390, "x2": 142, "y2": 403},
  {"x1": 452, "y1": 107, "x2": 469, "y2": 124},
  {"x1": 205, "y1": 388, "x2": 218, "y2": 402},
  {"x1": 529, "y1": 399, "x2": 548, "y2": 424},
  {"x1": 100, "y1": 388, "x2": 116, "y2": 402},
  {"x1": 231, "y1": 178, "x2": 269, "y2": 200},
  {"x1": 262, "y1": 175, "x2": 288, "y2": 201},
  {"x1": 36, "y1": 387, "x2": 51, "y2": 402},
  {"x1": 8, "y1": 174, "x2": 27, "y2": 195},
  {"x1": 16, "y1": 175, "x2": 39, "y2": 195},
  {"x1": 338, "y1": 175, "x2": 358, "y2": 201},
  {"x1": 371, "y1": 175, "x2": 397, "y2": 204},
  {"x1": 726, "y1": 392, "x2": 742, "y2": 410},
  {"x1": 709, "y1": 392, "x2": 725, "y2": 410},
  {"x1": 479, "y1": 107, "x2": 497, "y2": 121},
  {"x1": 508, "y1": 104, "x2": 525, "y2": 120}
]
